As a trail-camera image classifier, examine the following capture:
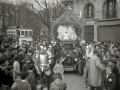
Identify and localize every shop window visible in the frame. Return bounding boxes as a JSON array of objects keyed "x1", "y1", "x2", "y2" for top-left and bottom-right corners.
[
  {"x1": 103, "y1": 0, "x2": 117, "y2": 19},
  {"x1": 84, "y1": 3, "x2": 94, "y2": 19}
]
